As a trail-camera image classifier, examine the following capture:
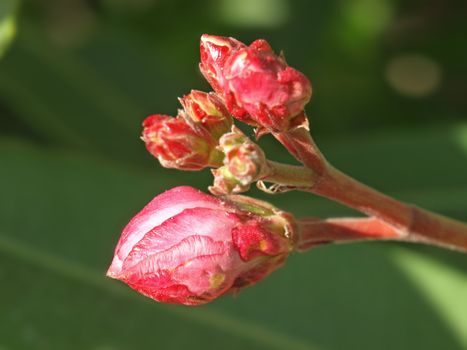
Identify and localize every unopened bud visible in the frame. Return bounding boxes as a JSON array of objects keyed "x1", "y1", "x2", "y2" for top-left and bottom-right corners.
[
  {"x1": 209, "y1": 127, "x2": 269, "y2": 194},
  {"x1": 200, "y1": 35, "x2": 312, "y2": 132},
  {"x1": 199, "y1": 34, "x2": 246, "y2": 94},
  {"x1": 142, "y1": 114, "x2": 223, "y2": 171},
  {"x1": 179, "y1": 90, "x2": 232, "y2": 139},
  {"x1": 107, "y1": 186, "x2": 295, "y2": 305},
  {"x1": 210, "y1": 166, "x2": 246, "y2": 195}
]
